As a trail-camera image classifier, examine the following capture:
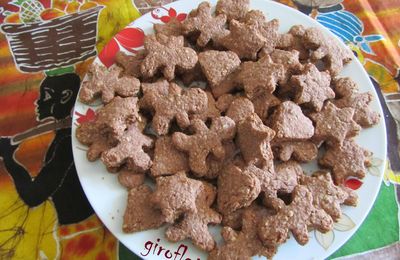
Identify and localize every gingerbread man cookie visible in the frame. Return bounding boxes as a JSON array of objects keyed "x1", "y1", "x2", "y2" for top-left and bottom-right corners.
[
  {"x1": 259, "y1": 185, "x2": 333, "y2": 247},
  {"x1": 209, "y1": 205, "x2": 277, "y2": 260},
  {"x1": 141, "y1": 34, "x2": 198, "y2": 80},
  {"x1": 226, "y1": 97, "x2": 255, "y2": 124},
  {"x1": 115, "y1": 50, "x2": 146, "y2": 78},
  {"x1": 76, "y1": 96, "x2": 140, "y2": 160},
  {"x1": 79, "y1": 63, "x2": 140, "y2": 104},
  {"x1": 172, "y1": 117, "x2": 236, "y2": 176},
  {"x1": 243, "y1": 10, "x2": 280, "y2": 54},
  {"x1": 183, "y1": 1, "x2": 229, "y2": 47},
  {"x1": 165, "y1": 182, "x2": 222, "y2": 251},
  {"x1": 190, "y1": 91, "x2": 221, "y2": 122},
  {"x1": 140, "y1": 80, "x2": 208, "y2": 135},
  {"x1": 101, "y1": 124, "x2": 153, "y2": 172},
  {"x1": 76, "y1": 121, "x2": 117, "y2": 162}
]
